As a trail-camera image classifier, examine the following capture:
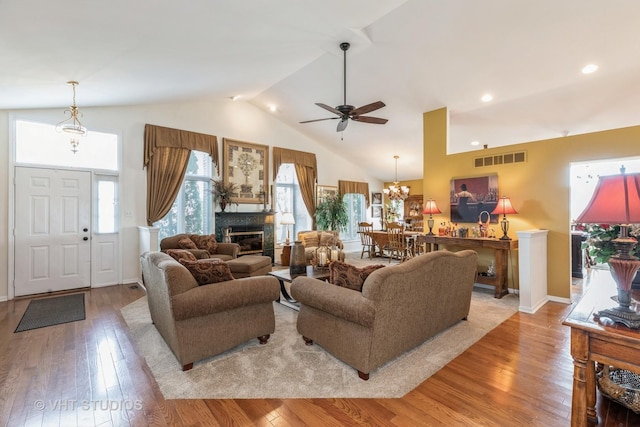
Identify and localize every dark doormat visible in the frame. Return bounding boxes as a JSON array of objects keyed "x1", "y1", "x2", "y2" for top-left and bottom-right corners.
[{"x1": 15, "y1": 293, "x2": 86, "y2": 333}]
